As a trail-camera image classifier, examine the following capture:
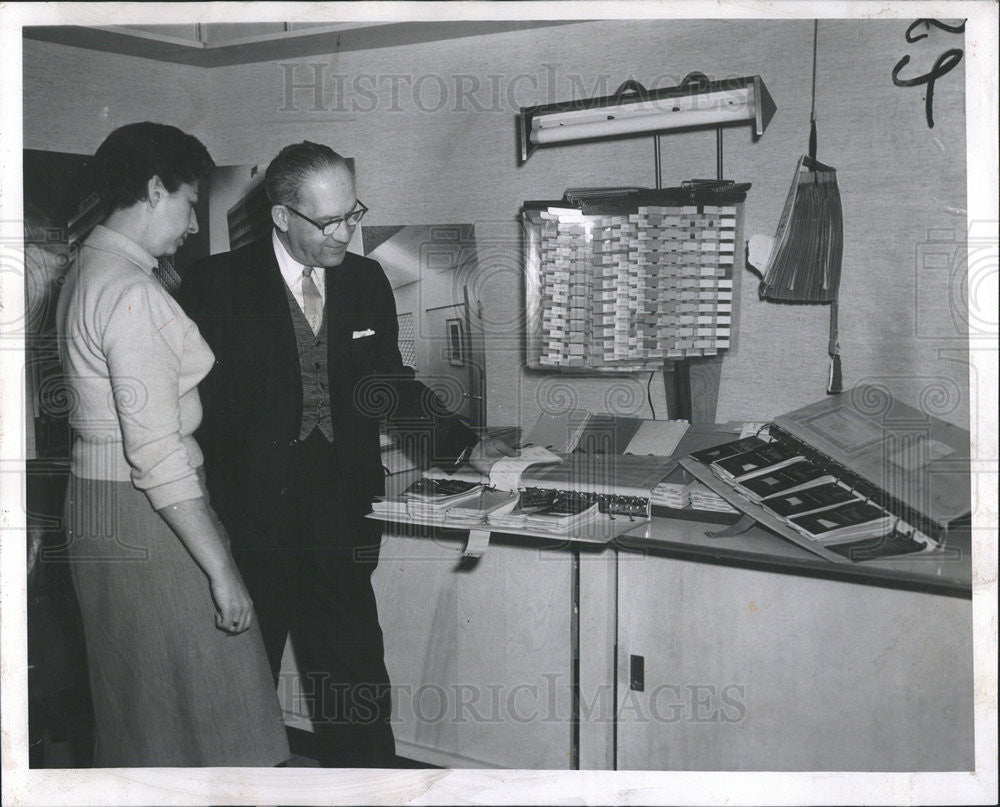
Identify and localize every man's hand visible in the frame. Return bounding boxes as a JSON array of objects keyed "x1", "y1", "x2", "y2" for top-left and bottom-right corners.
[{"x1": 468, "y1": 436, "x2": 517, "y2": 474}]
